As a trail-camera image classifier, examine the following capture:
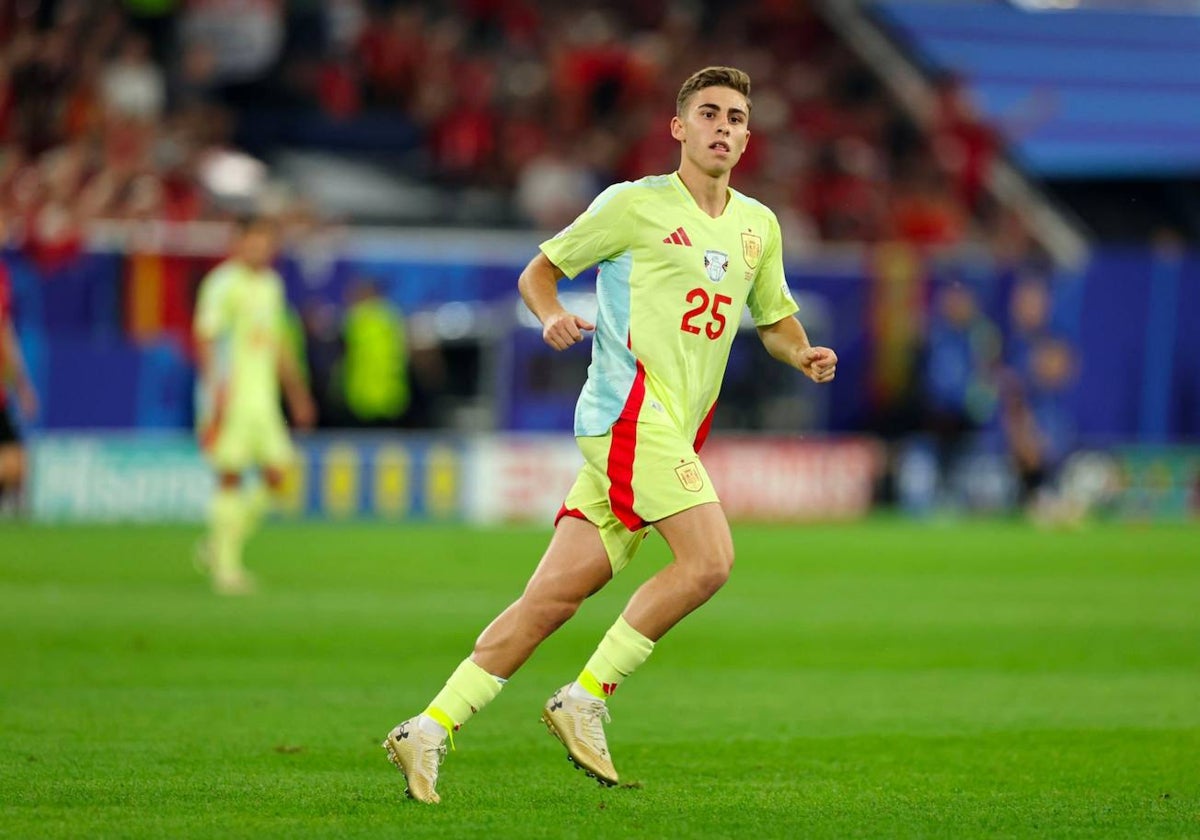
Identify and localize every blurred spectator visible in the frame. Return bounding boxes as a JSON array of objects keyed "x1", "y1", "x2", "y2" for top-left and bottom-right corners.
[
  {"x1": 516, "y1": 141, "x2": 597, "y2": 230},
  {"x1": 923, "y1": 282, "x2": 1001, "y2": 499},
  {"x1": 341, "y1": 279, "x2": 409, "y2": 427},
  {"x1": 299, "y1": 299, "x2": 343, "y2": 426},
  {"x1": 888, "y1": 149, "x2": 967, "y2": 248},
  {"x1": 1000, "y1": 335, "x2": 1079, "y2": 521},
  {"x1": 101, "y1": 33, "x2": 165, "y2": 121},
  {"x1": 179, "y1": 0, "x2": 282, "y2": 87},
  {"x1": 1005, "y1": 271, "x2": 1054, "y2": 379},
  {"x1": 931, "y1": 72, "x2": 1001, "y2": 216},
  {"x1": 931, "y1": 70, "x2": 1055, "y2": 220}
]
